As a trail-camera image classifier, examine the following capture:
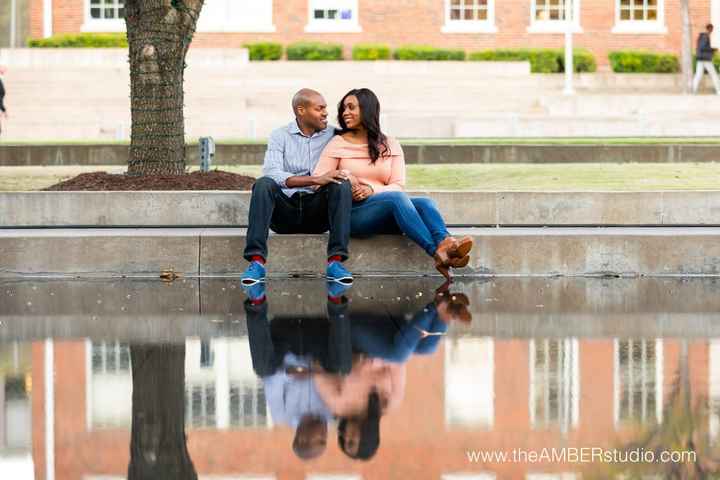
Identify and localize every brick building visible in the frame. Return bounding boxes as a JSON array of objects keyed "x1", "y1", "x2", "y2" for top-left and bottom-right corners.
[
  {"x1": 26, "y1": 0, "x2": 720, "y2": 68},
  {"x1": 20, "y1": 336, "x2": 720, "y2": 479}
]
